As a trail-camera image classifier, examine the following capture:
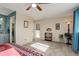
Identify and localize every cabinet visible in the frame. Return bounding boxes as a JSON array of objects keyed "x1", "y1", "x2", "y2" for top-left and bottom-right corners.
[{"x1": 45, "y1": 32, "x2": 52, "y2": 41}]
